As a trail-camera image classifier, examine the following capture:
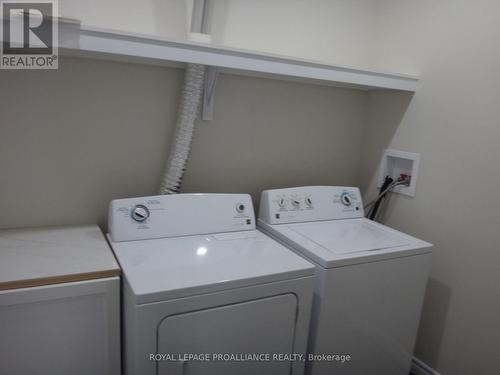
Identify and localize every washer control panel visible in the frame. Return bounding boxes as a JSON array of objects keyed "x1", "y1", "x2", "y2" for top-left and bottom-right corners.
[
  {"x1": 109, "y1": 193, "x2": 255, "y2": 242},
  {"x1": 259, "y1": 186, "x2": 364, "y2": 225}
]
